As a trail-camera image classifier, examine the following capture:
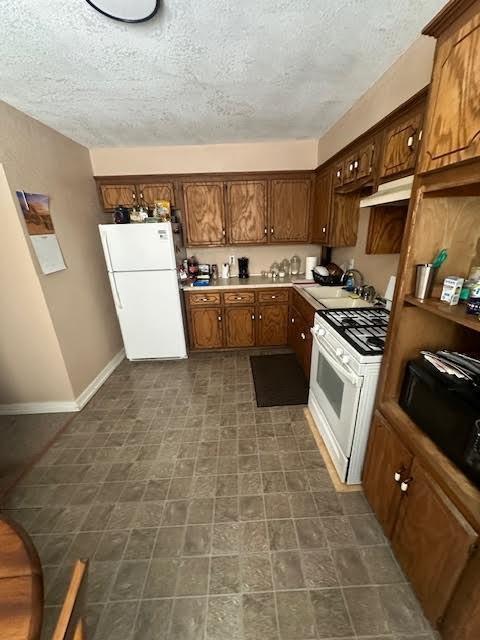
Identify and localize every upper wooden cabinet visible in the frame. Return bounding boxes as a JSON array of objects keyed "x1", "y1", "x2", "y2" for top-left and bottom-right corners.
[
  {"x1": 269, "y1": 178, "x2": 311, "y2": 243},
  {"x1": 328, "y1": 192, "x2": 360, "y2": 247},
  {"x1": 312, "y1": 168, "x2": 333, "y2": 244},
  {"x1": 139, "y1": 183, "x2": 175, "y2": 207},
  {"x1": 183, "y1": 182, "x2": 226, "y2": 246},
  {"x1": 227, "y1": 180, "x2": 268, "y2": 245},
  {"x1": 99, "y1": 184, "x2": 138, "y2": 211},
  {"x1": 392, "y1": 458, "x2": 477, "y2": 626},
  {"x1": 380, "y1": 109, "x2": 423, "y2": 179},
  {"x1": 420, "y1": 2, "x2": 480, "y2": 173}
]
